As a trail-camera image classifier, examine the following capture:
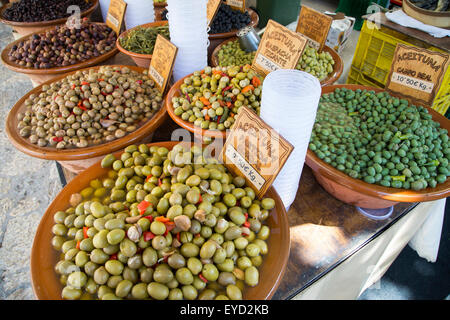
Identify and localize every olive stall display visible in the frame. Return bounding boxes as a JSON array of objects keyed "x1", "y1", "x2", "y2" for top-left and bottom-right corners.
[
  {"x1": 169, "y1": 65, "x2": 263, "y2": 132},
  {"x1": 16, "y1": 66, "x2": 163, "y2": 149},
  {"x1": 216, "y1": 39, "x2": 335, "y2": 82},
  {"x1": 51, "y1": 143, "x2": 274, "y2": 300},
  {"x1": 309, "y1": 87, "x2": 450, "y2": 190},
  {"x1": 7, "y1": 20, "x2": 117, "y2": 69},
  {"x1": 1, "y1": 0, "x2": 93, "y2": 23}
]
